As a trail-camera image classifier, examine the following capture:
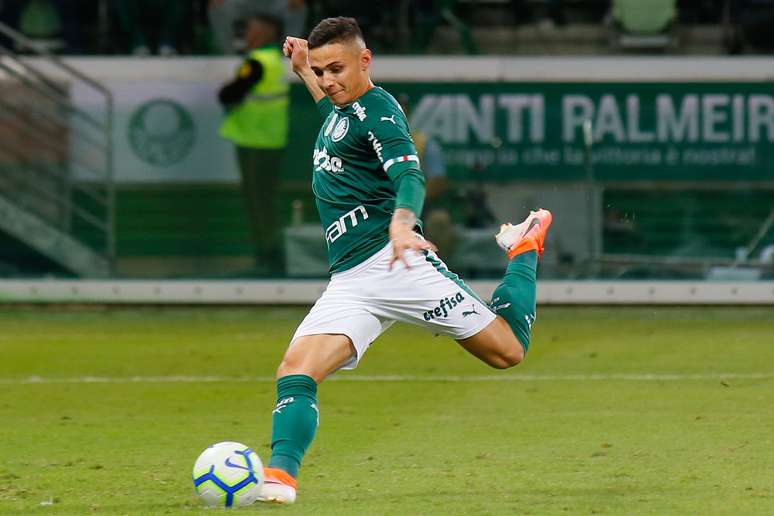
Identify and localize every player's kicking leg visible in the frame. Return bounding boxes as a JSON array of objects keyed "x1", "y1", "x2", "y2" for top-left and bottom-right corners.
[{"x1": 456, "y1": 209, "x2": 552, "y2": 365}]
